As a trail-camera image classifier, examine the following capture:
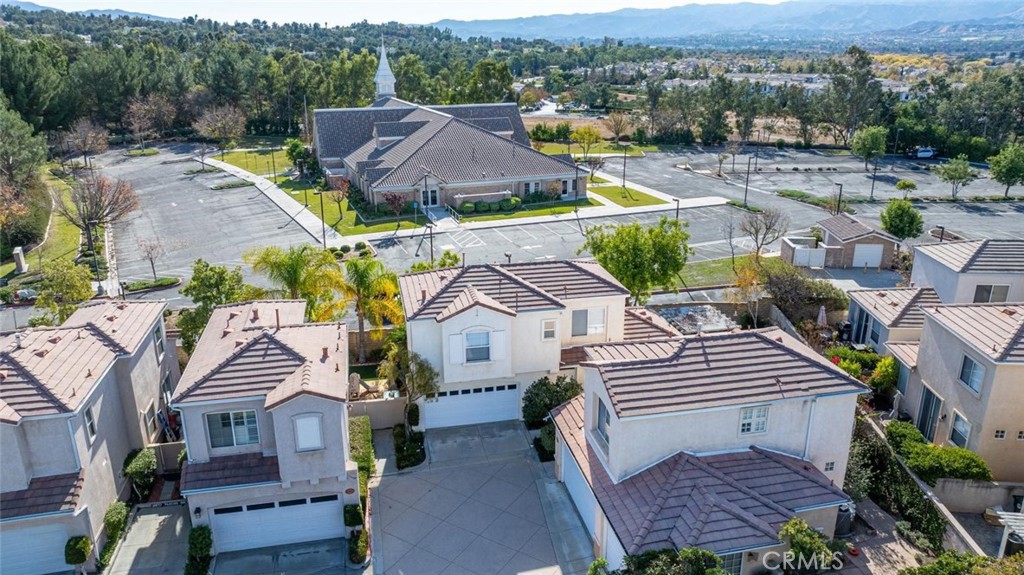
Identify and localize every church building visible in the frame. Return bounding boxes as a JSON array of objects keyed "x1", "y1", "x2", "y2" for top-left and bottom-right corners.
[{"x1": 312, "y1": 42, "x2": 586, "y2": 212}]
